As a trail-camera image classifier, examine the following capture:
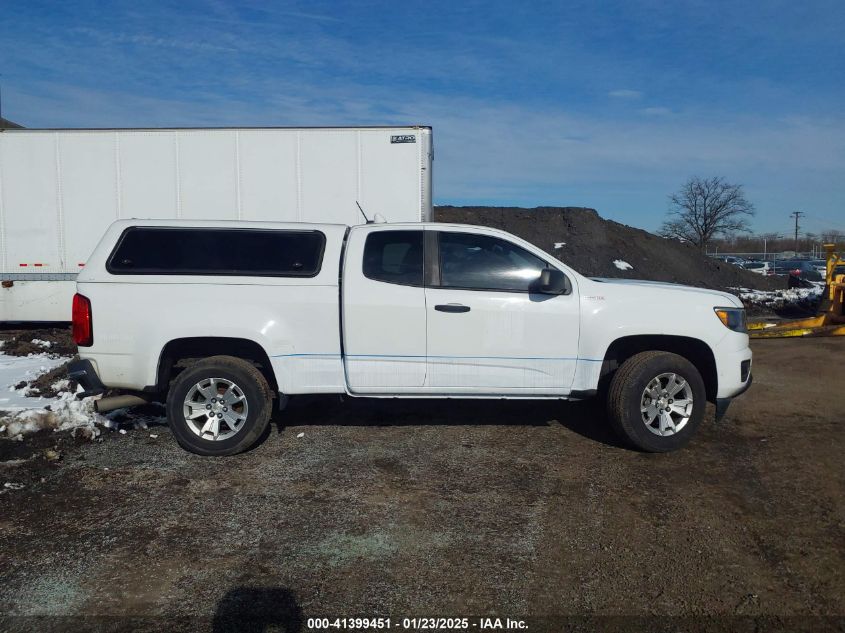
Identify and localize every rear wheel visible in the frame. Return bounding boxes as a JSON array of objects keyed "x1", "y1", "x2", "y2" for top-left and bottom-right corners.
[
  {"x1": 166, "y1": 355, "x2": 274, "y2": 456},
  {"x1": 606, "y1": 351, "x2": 706, "y2": 452}
]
